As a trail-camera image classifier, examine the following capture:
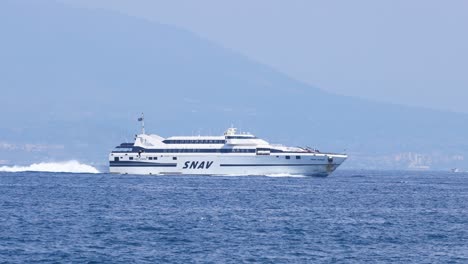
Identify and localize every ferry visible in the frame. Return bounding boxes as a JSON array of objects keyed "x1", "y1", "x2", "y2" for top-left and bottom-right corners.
[{"x1": 109, "y1": 118, "x2": 347, "y2": 176}]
